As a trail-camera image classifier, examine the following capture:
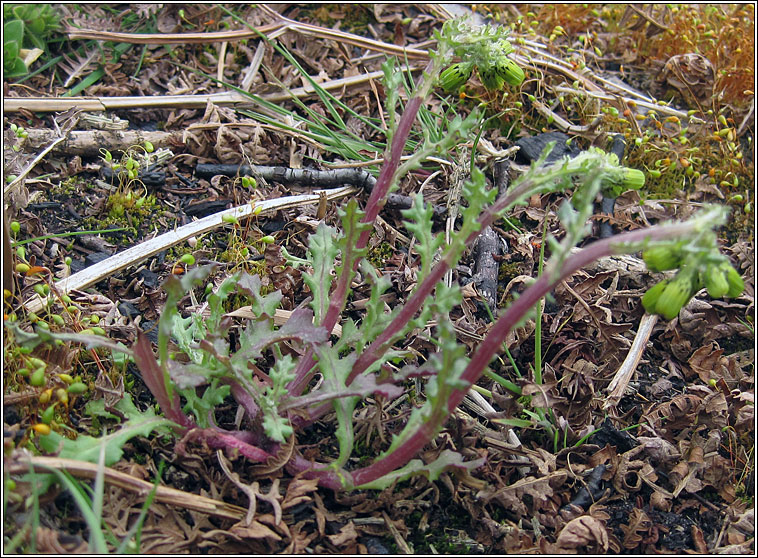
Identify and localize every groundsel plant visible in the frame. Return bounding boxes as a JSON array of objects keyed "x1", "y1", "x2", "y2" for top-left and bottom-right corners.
[{"x1": 22, "y1": 18, "x2": 742, "y2": 491}]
